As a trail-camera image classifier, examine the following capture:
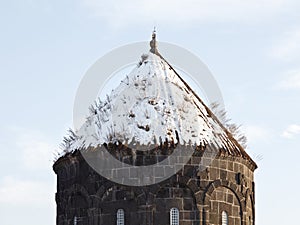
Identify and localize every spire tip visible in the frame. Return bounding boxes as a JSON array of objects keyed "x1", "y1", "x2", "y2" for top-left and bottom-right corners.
[{"x1": 150, "y1": 29, "x2": 158, "y2": 54}]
